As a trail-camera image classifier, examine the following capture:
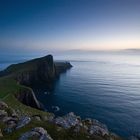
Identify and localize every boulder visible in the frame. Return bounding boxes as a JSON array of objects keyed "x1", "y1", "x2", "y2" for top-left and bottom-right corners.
[
  {"x1": 55, "y1": 112, "x2": 80, "y2": 129},
  {"x1": 18, "y1": 127, "x2": 53, "y2": 140},
  {"x1": 89, "y1": 125, "x2": 109, "y2": 136},
  {"x1": 2, "y1": 116, "x2": 18, "y2": 123},
  {"x1": 16, "y1": 116, "x2": 31, "y2": 129}
]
